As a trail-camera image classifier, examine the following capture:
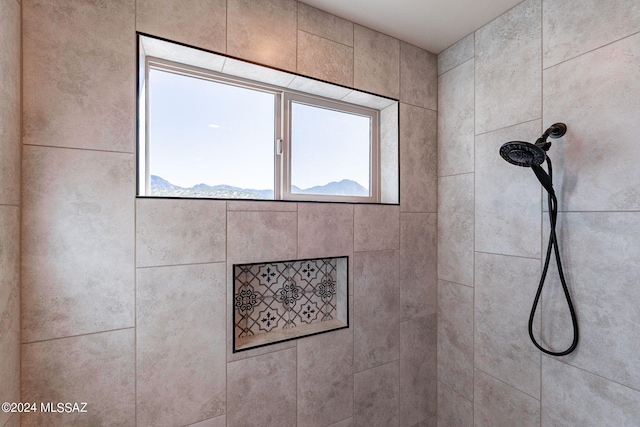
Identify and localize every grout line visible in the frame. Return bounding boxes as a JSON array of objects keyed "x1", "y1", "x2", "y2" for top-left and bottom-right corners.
[
  {"x1": 135, "y1": 260, "x2": 226, "y2": 270},
  {"x1": 21, "y1": 326, "x2": 136, "y2": 346},
  {"x1": 541, "y1": 355, "x2": 640, "y2": 394},
  {"x1": 437, "y1": 170, "x2": 475, "y2": 179},
  {"x1": 476, "y1": 368, "x2": 541, "y2": 401},
  {"x1": 474, "y1": 250, "x2": 542, "y2": 261},
  {"x1": 542, "y1": 28, "x2": 640, "y2": 71},
  {"x1": 22, "y1": 142, "x2": 135, "y2": 156},
  {"x1": 473, "y1": 117, "x2": 541, "y2": 138}
]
